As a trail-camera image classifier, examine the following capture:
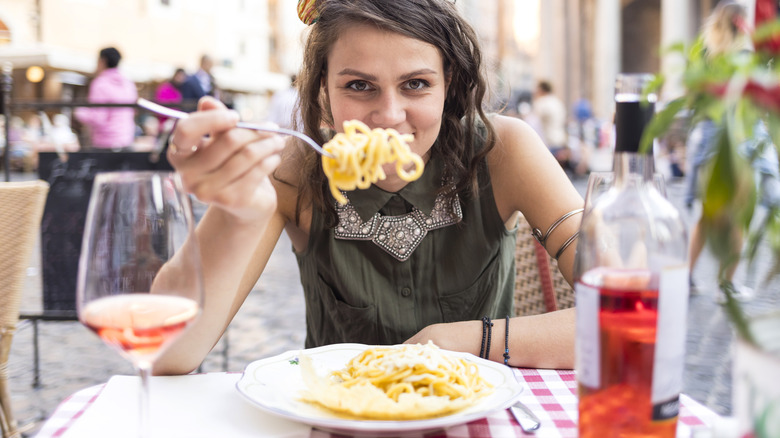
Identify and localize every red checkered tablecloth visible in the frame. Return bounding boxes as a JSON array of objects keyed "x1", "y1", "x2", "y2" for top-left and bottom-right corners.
[{"x1": 35, "y1": 369, "x2": 718, "y2": 438}]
